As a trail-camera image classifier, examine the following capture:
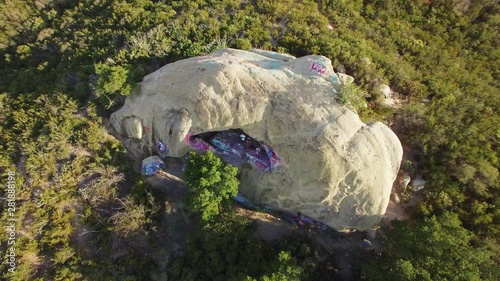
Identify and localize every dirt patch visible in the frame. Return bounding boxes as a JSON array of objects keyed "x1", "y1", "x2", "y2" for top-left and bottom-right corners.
[
  {"x1": 235, "y1": 207, "x2": 292, "y2": 241},
  {"x1": 147, "y1": 170, "x2": 188, "y2": 200},
  {"x1": 384, "y1": 201, "x2": 409, "y2": 221}
]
